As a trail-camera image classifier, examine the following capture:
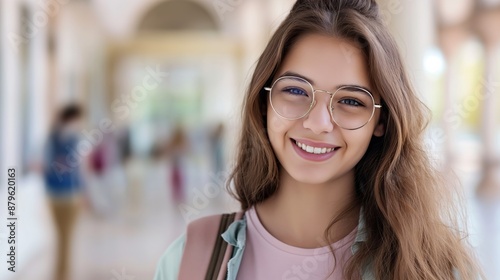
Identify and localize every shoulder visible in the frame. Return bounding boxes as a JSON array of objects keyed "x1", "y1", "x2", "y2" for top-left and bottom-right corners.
[
  {"x1": 153, "y1": 234, "x2": 186, "y2": 280},
  {"x1": 153, "y1": 214, "x2": 226, "y2": 280},
  {"x1": 154, "y1": 213, "x2": 244, "y2": 280}
]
